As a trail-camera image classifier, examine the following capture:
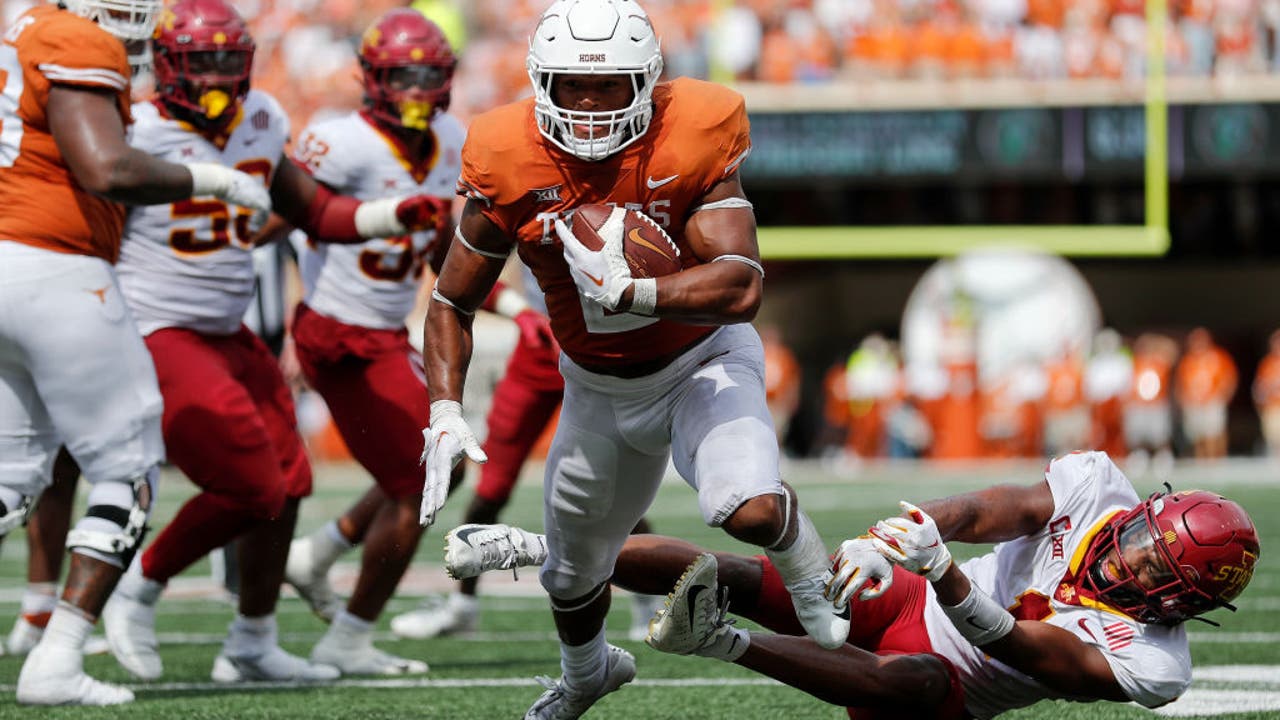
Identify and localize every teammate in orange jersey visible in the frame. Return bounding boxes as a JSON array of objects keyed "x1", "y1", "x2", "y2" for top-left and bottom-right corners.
[
  {"x1": 1254, "y1": 329, "x2": 1280, "y2": 459},
  {"x1": 419, "y1": 0, "x2": 846, "y2": 715},
  {"x1": 1174, "y1": 328, "x2": 1238, "y2": 460},
  {"x1": 761, "y1": 324, "x2": 802, "y2": 445},
  {"x1": 0, "y1": 0, "x2": 273, "y2": 705},
  {"x1": 97, "y1": 0, "x2": 449, "y2": 684}
]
